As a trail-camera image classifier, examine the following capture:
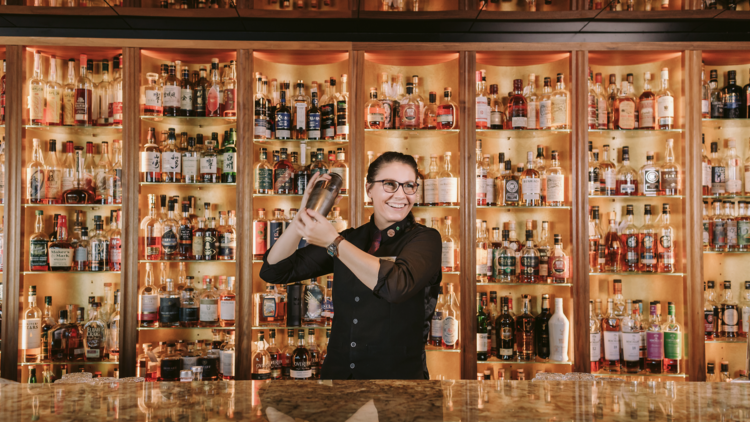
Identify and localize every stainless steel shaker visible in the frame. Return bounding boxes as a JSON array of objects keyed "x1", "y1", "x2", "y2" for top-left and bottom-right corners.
[{"x1": 305, "y1": 173, "x2": 343, "y2": 217}]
